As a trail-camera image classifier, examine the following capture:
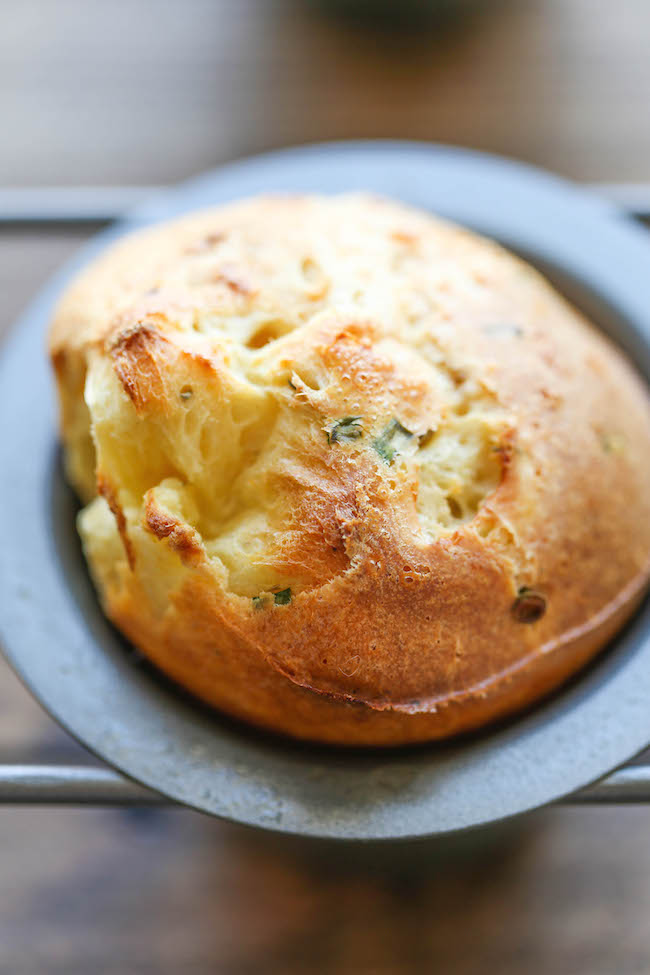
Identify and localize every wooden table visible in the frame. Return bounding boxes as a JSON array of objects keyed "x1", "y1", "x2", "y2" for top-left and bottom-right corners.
[{"x1": 2, "y1": 2, "x2": 650, "y2": 972}]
